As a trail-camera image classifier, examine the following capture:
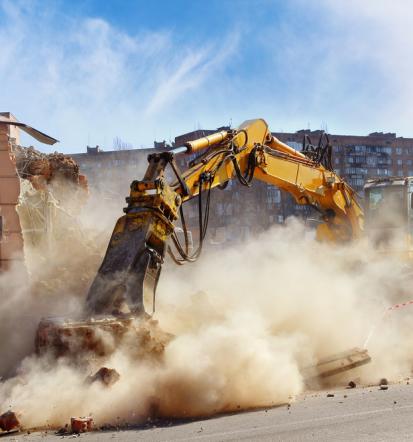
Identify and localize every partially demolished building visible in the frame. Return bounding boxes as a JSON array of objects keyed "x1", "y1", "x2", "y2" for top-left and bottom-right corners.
[{"x1": 0, "y1": 112, "x2": 86, "y2": 272}]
